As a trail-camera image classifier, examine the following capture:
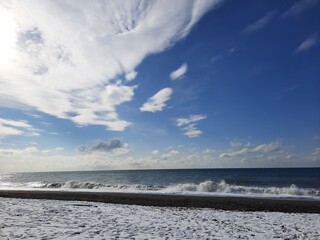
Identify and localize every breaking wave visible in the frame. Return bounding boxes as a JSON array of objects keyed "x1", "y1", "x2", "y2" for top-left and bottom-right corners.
[
  {"x1": 1, "y1": 179, "x2": 319, "y2": 199},
  {"x1": 41, "y1": 180, "x2": 166, "y2": 191},
  {"x1": 162, "y1": 180, "x2": 320, "y2": 198}
]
